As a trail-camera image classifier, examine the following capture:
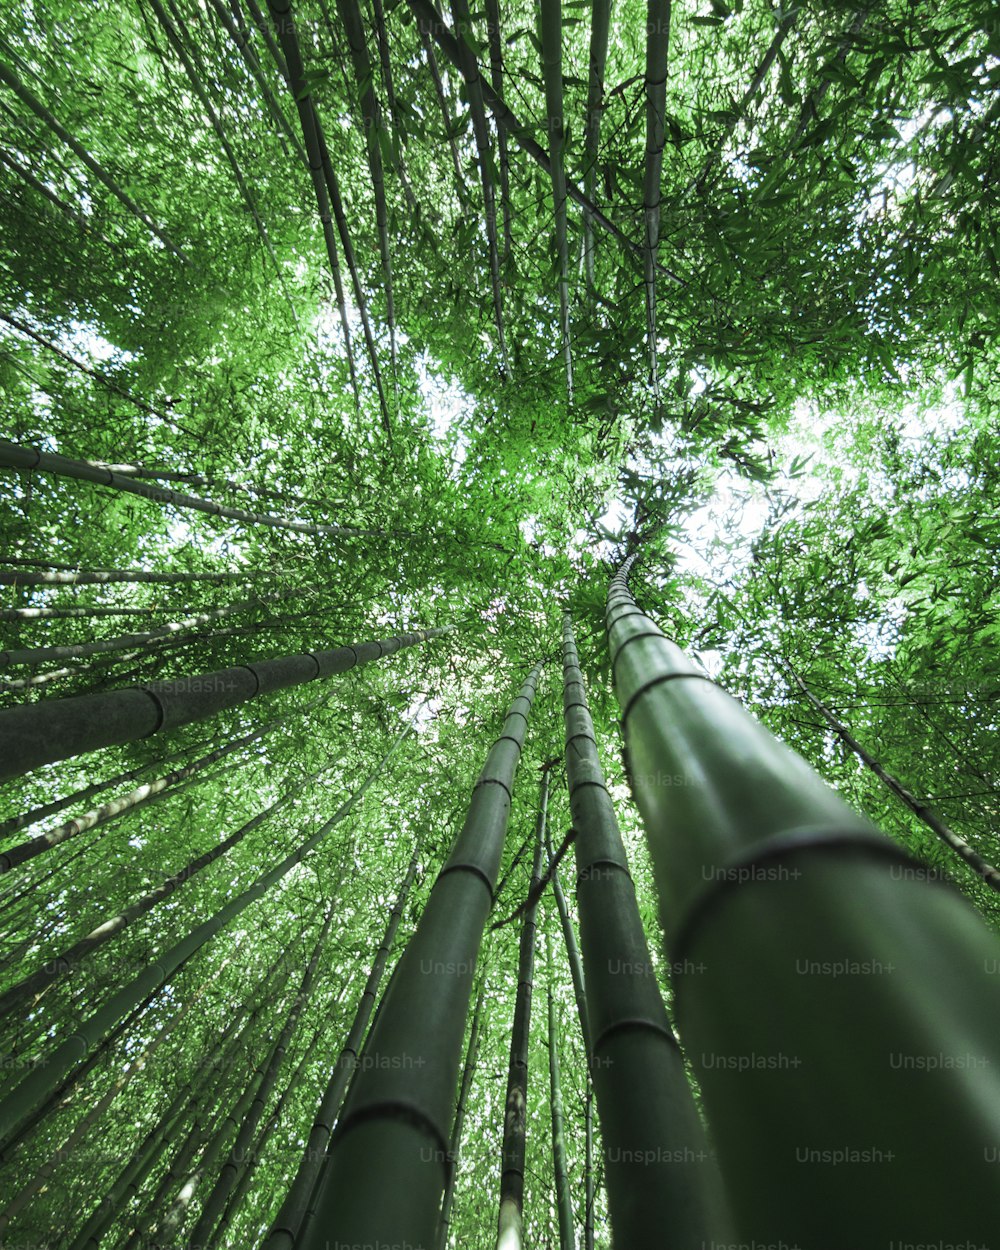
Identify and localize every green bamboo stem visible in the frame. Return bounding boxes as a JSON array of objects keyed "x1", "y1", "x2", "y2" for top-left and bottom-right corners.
[
  {"x1": 582, "y1": 0, "x2": 612, "y2": 294},
  {"x1": 446, "y1": 0, "x2": 510, "y2": 375},
  {"x1": 538, "y1": 0, "x2": 573, "y2": 399},
  {"x1": 0, "y1": 438, "x2": 378, "y2": 539},
  {"x1": 265, "y1": 841, "x2": 422, "y2": 1250},
  {"x1": 300, "y1": 664, "x2": 542, "y2": 1249},
  {"x1": 0, "y1": 590, "x2": 294, "y2": 668},
  {"x1": 605, "y1": 557, "x2": 1000, "y2": 1244},
  {"x1": 562, "y1": 612, "x2": 728, "y2": 1246},
  {"x1": 437, "y1": 980, "x2": 484, "y2": 1250},
  {"x1": 496, "y1": 773, "x2": 547, "y2": 1250},
  {"x1": 545, "y1": 931, "x2": 575, "y2": 1250},
  {"x1": 188, "y1": 905, "x2": 337, "y2": 1245},
  {"x1": 642, "y1": 0, "x2": 669, "y2": 399},
  {"x1": 0, "y1": 622, "x2": 450, "y2": 783}
]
